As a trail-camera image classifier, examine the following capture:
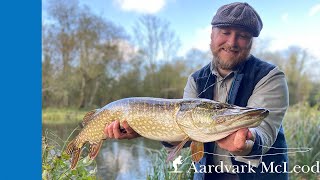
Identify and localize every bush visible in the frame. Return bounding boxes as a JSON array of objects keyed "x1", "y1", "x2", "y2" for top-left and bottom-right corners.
[{"x1": 42, "y1": 130, "x2": 98, "y2": 180}]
